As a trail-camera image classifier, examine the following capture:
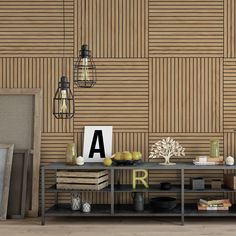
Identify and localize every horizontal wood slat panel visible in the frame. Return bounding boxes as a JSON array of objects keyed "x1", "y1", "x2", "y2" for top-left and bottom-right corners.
[
  {"x1": 149, "y1": 58, "x2": 223, "y2": 133},
  {"x1": 41, "y1": 133, "x2": 74, "y2": 164},
  {"x1": 149, "y1": 133, "x2": 224, "y2": 157},
  {"x1": 0, "y1": 57, "x2": 73, "y2": 133},
  {"x1": 224, "y1": 59, "x2": 236, "y2": 131},
  {"x1": 149, "y1": 0, "x2": 224, "y2": 57},
  {"x1": 75, "y1": 0, "x2": 148, "y2": 58},
  {"x1": 0, "y1": 0, "x2": 74, "y2": 57},
  {"x1": 73, "y1": 59, "x2": 149, "y2": 132}
]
